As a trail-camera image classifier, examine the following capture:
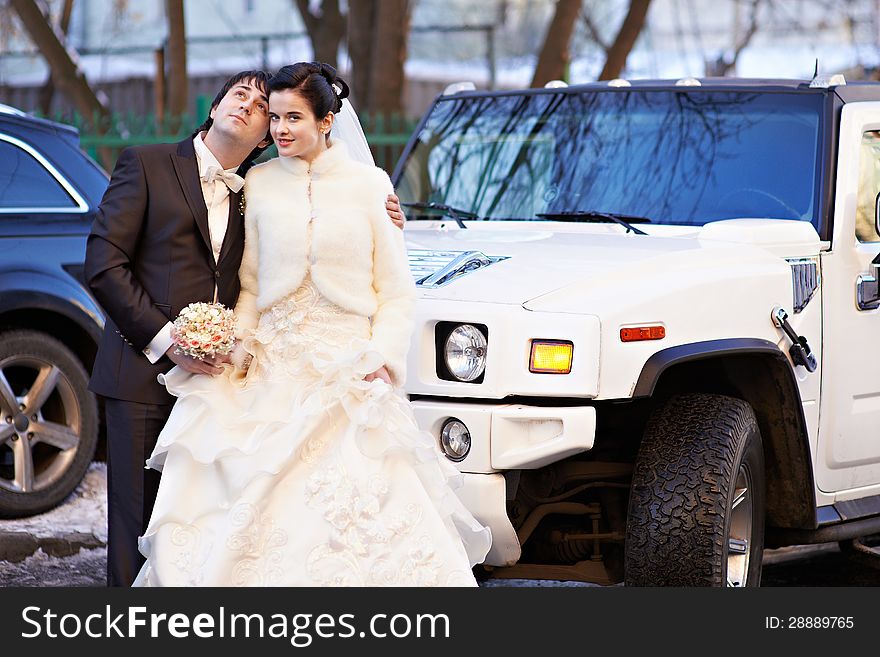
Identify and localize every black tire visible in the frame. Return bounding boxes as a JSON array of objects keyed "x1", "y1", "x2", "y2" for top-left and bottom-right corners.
[
  {"x1": 0, "y1": 330, "x2": 98, "y2": 518},
  {"x1": 625, "y1": 393, "x2": 765, "y2": 586}
]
